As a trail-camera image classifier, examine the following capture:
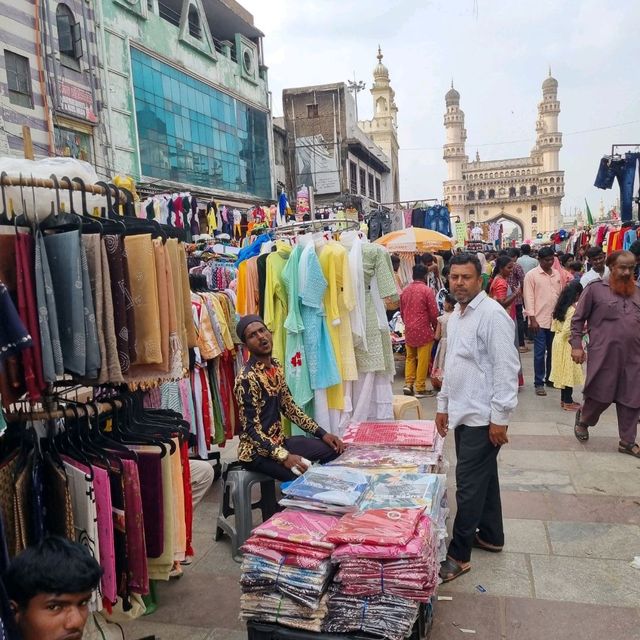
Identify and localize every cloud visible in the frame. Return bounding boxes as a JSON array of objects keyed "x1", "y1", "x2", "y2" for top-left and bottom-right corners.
[{"x1": 243, "y1": 0, "x2": 640, "y2": 213}]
